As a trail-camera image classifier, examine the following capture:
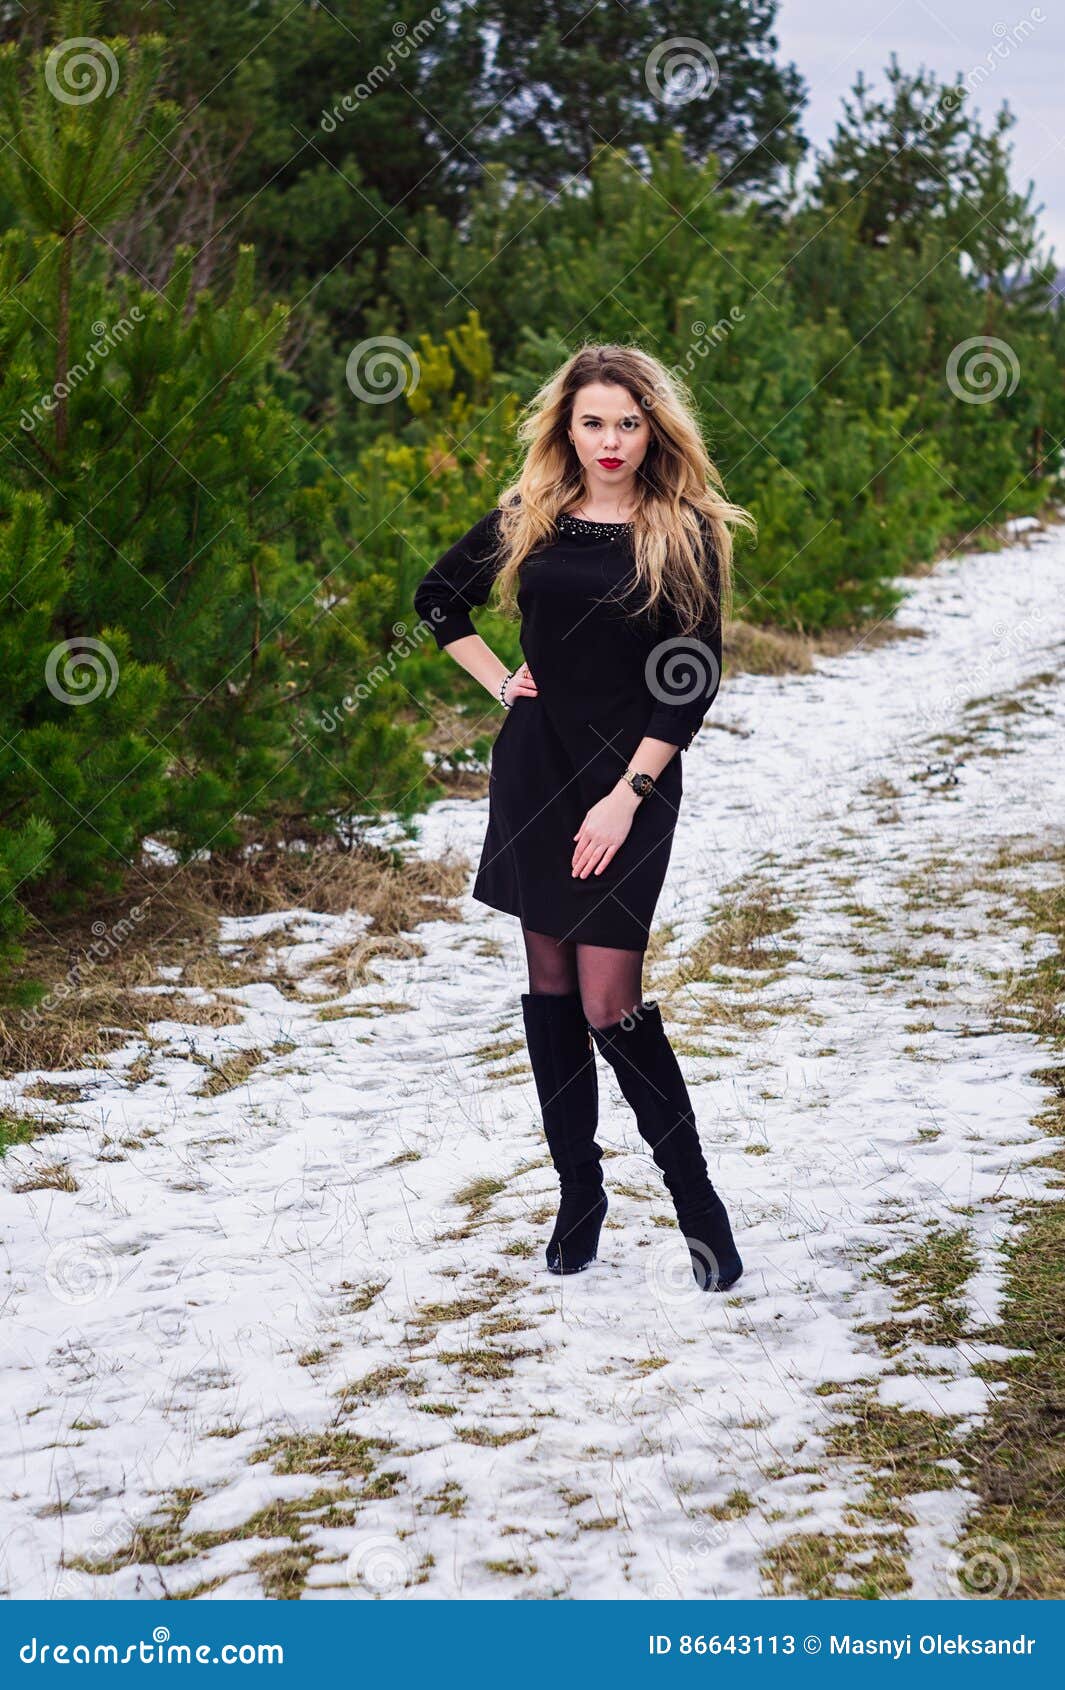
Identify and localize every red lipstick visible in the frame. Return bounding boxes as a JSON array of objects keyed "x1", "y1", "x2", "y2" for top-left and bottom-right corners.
[{"x1": 598, "y1": 457, "x2": 623, "y2": 469}]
